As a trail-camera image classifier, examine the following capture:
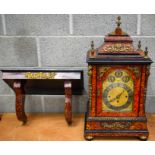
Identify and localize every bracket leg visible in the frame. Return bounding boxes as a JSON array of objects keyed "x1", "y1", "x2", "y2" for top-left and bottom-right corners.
[
  {"x1": 13, "y1": 81, "x2": 27, "y2": 125},
  {"x1": 64, "y1": 81, "x2": 72, "y2": 125}
]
